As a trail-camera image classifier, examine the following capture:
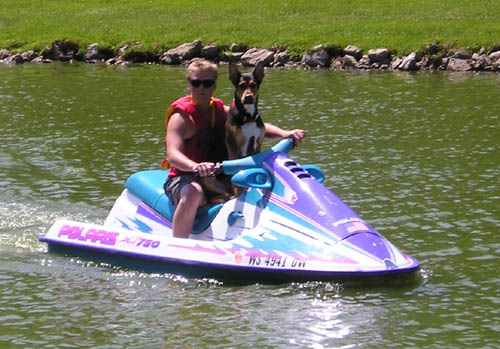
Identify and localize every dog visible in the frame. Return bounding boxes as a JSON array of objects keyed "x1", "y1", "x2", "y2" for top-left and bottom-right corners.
[
  {"x1": 225, "y1": 62, "x2": 266, "y2": 160},
  {"x1": 200, "y1": 62, "x2": 267, "y2": 201}
]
